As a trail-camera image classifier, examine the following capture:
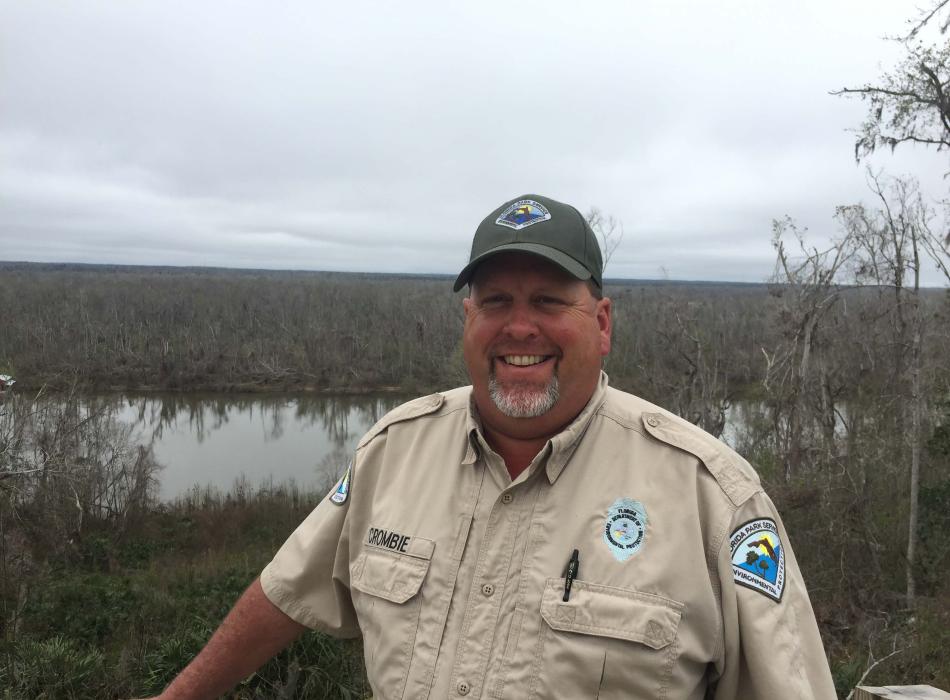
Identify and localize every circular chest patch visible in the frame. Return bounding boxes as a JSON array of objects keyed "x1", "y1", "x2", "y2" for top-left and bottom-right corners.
[{"x1": 603, "y1": 498, "x2": 648, "y2": 562}]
